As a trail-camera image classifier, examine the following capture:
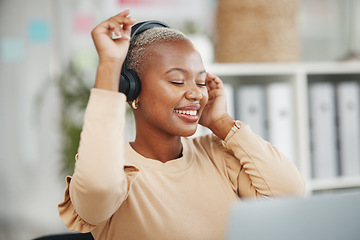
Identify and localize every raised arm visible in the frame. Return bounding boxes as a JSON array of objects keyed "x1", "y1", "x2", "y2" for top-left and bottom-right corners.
[
  {"x1": 200, "y1": 73, "x2": 305, "y2": 198},
  {"x1": 67, "y1": 10, "x2": 137, "y2": 226}
]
